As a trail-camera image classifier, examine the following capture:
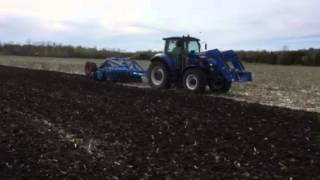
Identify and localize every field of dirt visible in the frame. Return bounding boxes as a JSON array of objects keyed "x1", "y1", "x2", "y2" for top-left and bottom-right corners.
[
  {"x1": 0, "y1": 55, "x2": 319, "y2": 113},
  {"x1": 0, "y1": 65, "x2": 319, "y2": 179}
]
